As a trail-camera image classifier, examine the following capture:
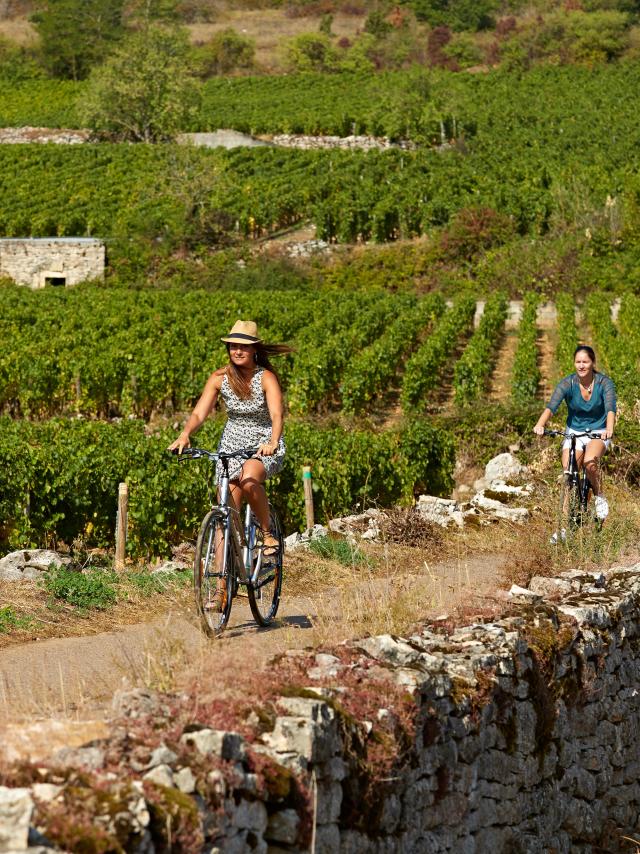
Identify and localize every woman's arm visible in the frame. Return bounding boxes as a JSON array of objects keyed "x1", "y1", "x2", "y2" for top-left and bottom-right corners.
[
  {"x1": 533, "y1": 408, "x2": 553, "y2": 436},
  {"x1": 168, "y1": 371, "x2": 223, "y2": 453},
  {"x1": 534, "y1": 375, "x2": 572, "y2": 435},
  {"x1": 603, "y1": 409, "x2": 616, "y2": 441},
  {"x1": 258, "y1": 371, "x2": 284, "y2": 456},
  {"x1": 602, "y1": 375, "x2": 617, "y2": 440}
]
